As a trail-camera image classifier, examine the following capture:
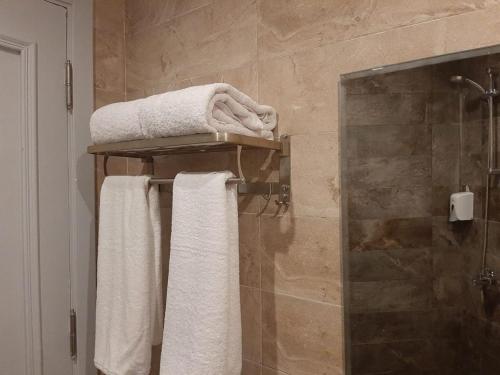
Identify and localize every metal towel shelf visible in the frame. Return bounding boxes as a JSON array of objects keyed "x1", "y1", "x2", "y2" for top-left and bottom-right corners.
[{"x1": 87, "y1": 132, "x2": 291, "y2": 207}]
